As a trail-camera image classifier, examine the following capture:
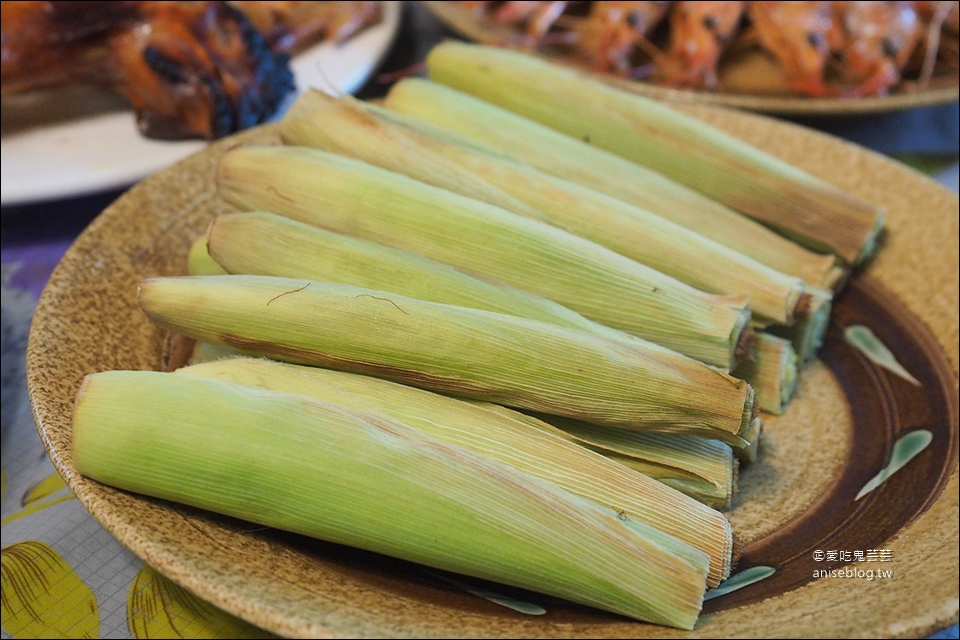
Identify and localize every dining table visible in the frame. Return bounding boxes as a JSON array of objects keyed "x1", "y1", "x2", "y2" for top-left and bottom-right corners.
[{"x1": 2, "y1": 3, "x2": 958, "y2": 639}]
